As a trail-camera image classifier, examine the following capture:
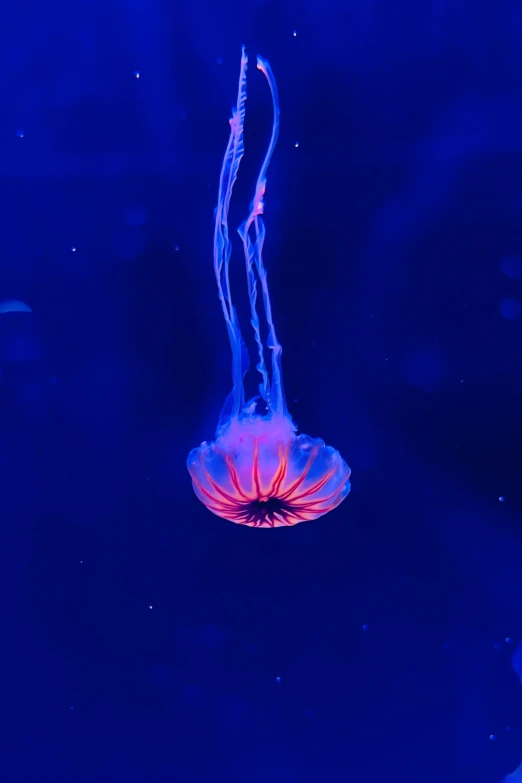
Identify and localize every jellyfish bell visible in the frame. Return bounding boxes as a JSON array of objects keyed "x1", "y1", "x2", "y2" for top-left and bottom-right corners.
[
  {"x1": 188, "y1": 409, "x2": 350, "y2": 528},
  {"x1": 187, "y1": 48, "x2": 351, "y2": 527}
]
